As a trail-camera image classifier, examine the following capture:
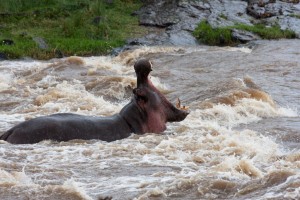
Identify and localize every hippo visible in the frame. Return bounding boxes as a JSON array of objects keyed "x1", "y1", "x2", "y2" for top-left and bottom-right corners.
[{"x1": 0, "y1": 59, "x2": 189, "y2": 144}]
